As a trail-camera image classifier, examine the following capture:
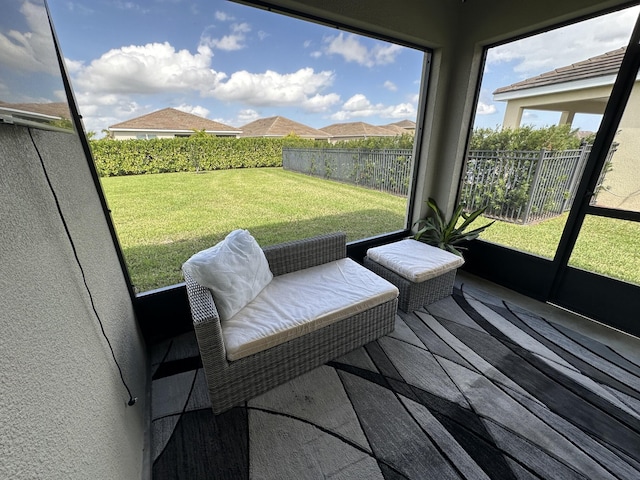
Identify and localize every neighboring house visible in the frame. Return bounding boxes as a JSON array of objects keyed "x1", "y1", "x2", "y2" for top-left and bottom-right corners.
[
  {"x1": 239, "y1": 116, "x2": 330, "y2": 140},
  {"x1": 493, "y1": 48, "x2": 625, "y2": 129},
  {"x1": 0, "y1": 101, "x2": 71, "y2": 120},
  {"x1": 0, "y1": 101, "x2": 72, "y2": 130},
  {"x1": 380, "y1": 124, "x2": 408, "y2": 135},
  {"x1": 107, "y1": 107, "x2": 242, "y2": 140},
  {"x1": 493, "y1": 47, "x2": 640, "y2": 212},
  {"x1": 320, "y1": 121, "x2": 400, "y2": 143},
  {"x1": 382, "y1": 119, "x2": 416, "y2": 135}
]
